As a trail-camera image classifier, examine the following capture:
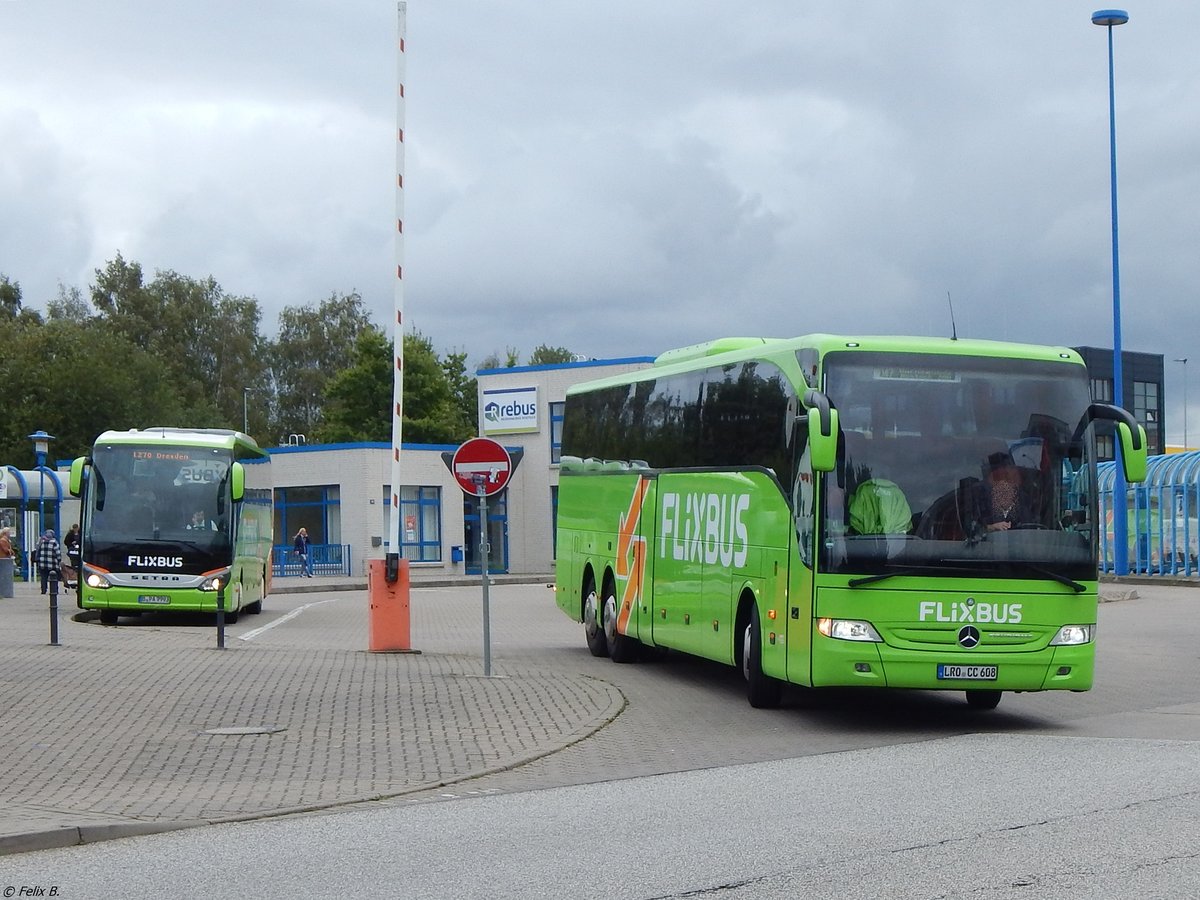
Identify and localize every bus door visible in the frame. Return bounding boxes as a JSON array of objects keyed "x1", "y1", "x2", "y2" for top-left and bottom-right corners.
[{"x1": 784, "y1": 456, "x2": 820, "y2": 685}]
